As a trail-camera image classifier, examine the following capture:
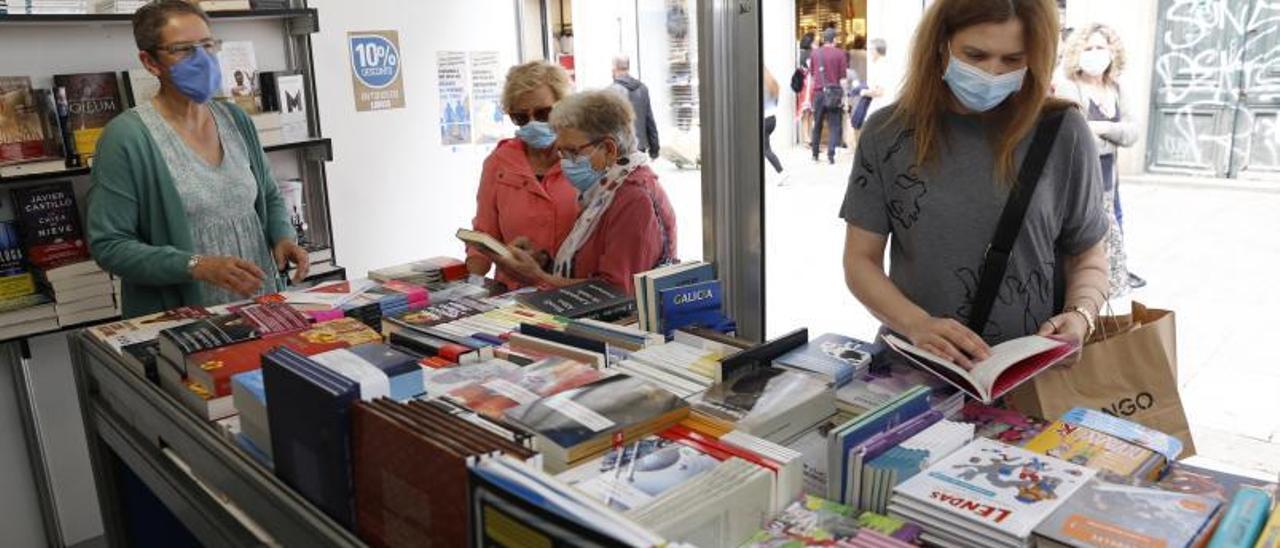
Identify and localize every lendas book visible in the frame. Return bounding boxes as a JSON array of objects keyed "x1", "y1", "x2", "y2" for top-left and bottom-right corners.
[
  {"x1": 890, "y1": 438, "x2": 1096, "y2": 544},
  {"x1": 883, "y1": 333, "x2": 1077, "y2": 404}
]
